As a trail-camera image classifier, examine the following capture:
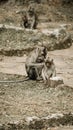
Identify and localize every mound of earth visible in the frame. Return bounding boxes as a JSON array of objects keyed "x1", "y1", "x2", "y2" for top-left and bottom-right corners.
[{"x1": 0, "y1": 24, "x2": 72, "y2": 56}]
